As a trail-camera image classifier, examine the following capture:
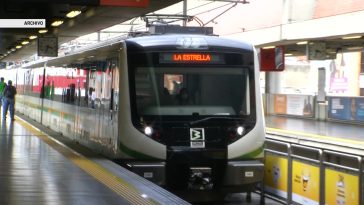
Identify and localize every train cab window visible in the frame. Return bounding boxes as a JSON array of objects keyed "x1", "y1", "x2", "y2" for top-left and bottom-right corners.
[{"x1": 134, "y1": 66, "x2": 250, "y2": 117}]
